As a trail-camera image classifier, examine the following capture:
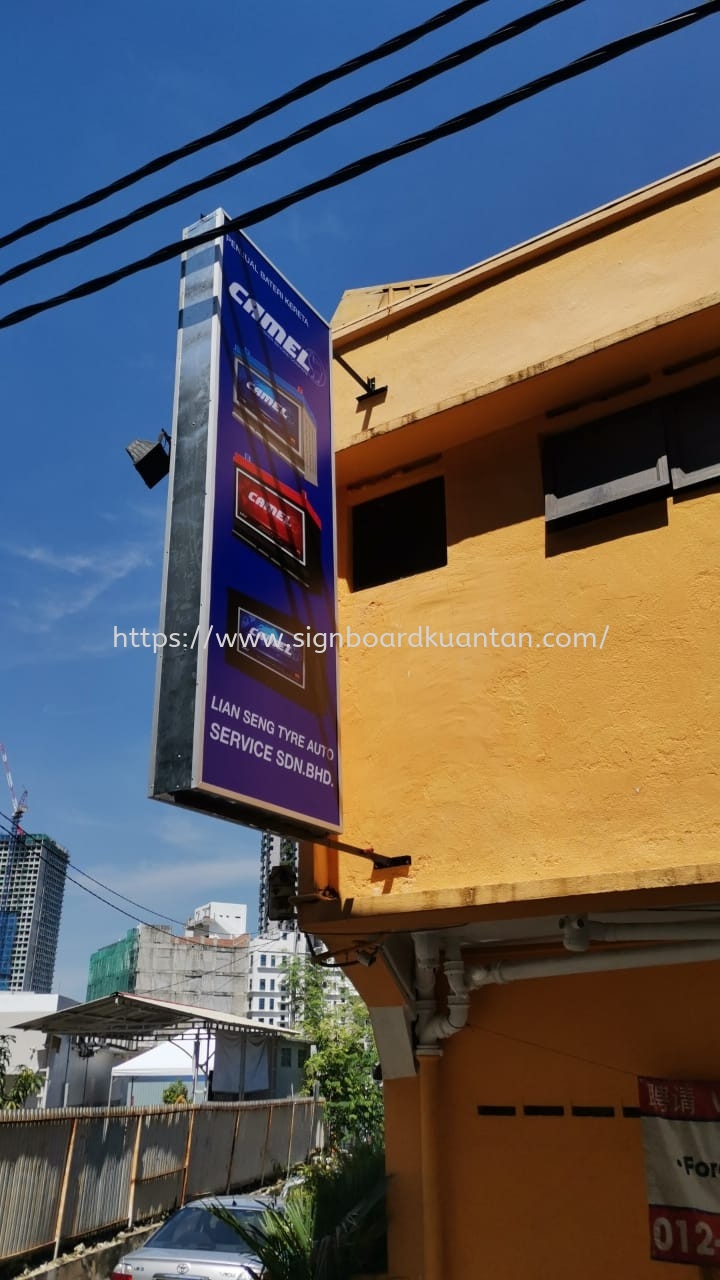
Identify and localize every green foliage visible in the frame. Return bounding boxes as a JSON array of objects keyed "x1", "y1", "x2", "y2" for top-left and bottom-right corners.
[
  {"x1": 162, "y1": 1079, "x2": 189, "y2": 1104},
  {"x1": 310, "y1": 1142, "x2": 387, "y2": 1276},
  {"x1": 216, "y1": 1190, "x2": 315, "y2": 1280},
  {"x1": 281, "y1": 955, "x2": 383, "y2": 1149},
  {"x1": 281, "y1": 955, "x2": 326, "y2": 1036},
  {"x1": 304, "y1": 1002, "x2": 383, "y2": 1149},
  {"x1": 0, "y1": 1034, "x2": 43, "y2": 1109},
  {"x1": 212, "y1": 1144, "x2": 387, "y2": 1280}
]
